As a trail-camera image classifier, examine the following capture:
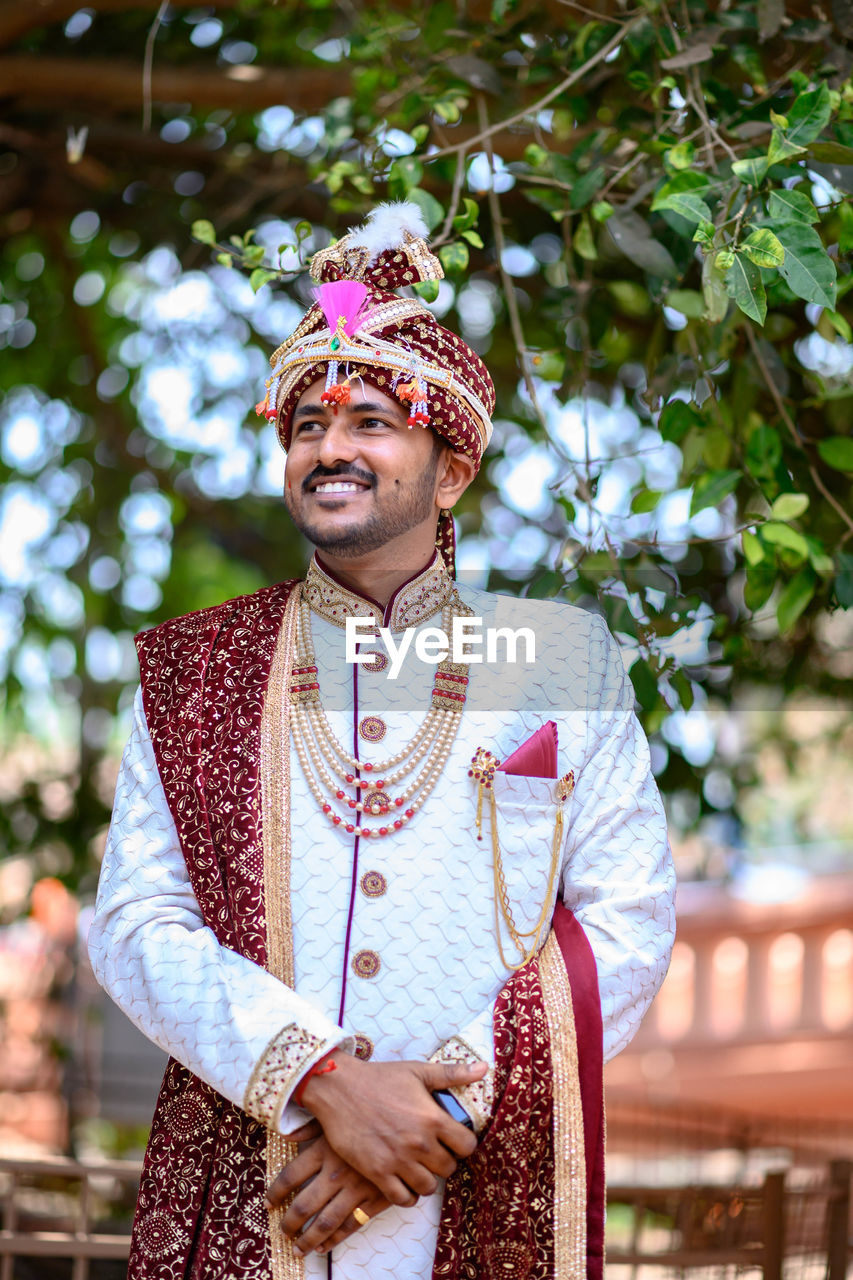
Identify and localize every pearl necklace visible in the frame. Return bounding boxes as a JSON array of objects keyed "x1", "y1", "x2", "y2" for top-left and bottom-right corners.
[{"x1": 290, "y1": 588, "x2": 472, "y2": 839}]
